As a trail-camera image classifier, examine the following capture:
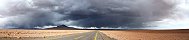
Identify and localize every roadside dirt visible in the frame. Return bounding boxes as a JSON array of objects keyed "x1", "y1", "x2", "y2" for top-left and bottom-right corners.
[
  {"x1": 100, "y1": 30, "x2": 189, "y2": 40},
  {"x1": 0, "y1": 29, "x2": 92, "y2": 37}
]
